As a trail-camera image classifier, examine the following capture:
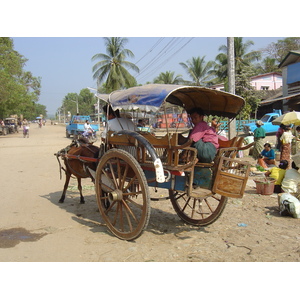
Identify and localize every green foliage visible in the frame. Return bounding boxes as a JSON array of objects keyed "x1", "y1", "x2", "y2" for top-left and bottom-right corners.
[
  {"x1": 61, "y1": 88, "x2": 97, "y2": 117},
  {"x1": 210, "y1": 52, "x2": 228, "y2": 83},
  {"x1": 56, "y1": 36, "x2": 298, "y2": 120},
  {"x1": 235, "y1": 67, "x2": 259, "y2": 119},
  {"x1": 262, "y1": 37, "x2": 300, "y2": 63},
  {"x1": 153, "y1": 71, "x2": 183, "y2": 84},
  {"x1": 92, "y1": 37, "x2": 139, "y2": 93},
  {"x1": 179, "y1": 56, "x2": 215, "y2": 86},
  {"x1": 0, "y1": 37, "x2": 42, "y2": 119},
  {"x1": 254, "y1": 57, "x2": 280, "y2": 74},
  {"x1": 78, "y1": 88, "x2": 97, "y2": 115},
  {"x1": 215, "y1": 37, "x2": 261, "y2": 83}
]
